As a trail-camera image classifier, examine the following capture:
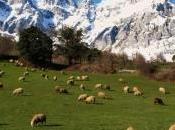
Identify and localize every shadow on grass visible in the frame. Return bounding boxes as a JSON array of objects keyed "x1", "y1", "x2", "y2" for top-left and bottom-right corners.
[
  {"x1": 44, "y1": 124, "x2": 63, "y2": 127},
  {"x1": 94, "y1": 102, "x2": 104, "y2": 105},
  {"x1": 22, "y1": 94, "x2": 32, "y2": 96},
  {"x1": 0, "y1": 123, "x2": 9, "y2": 126}
]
